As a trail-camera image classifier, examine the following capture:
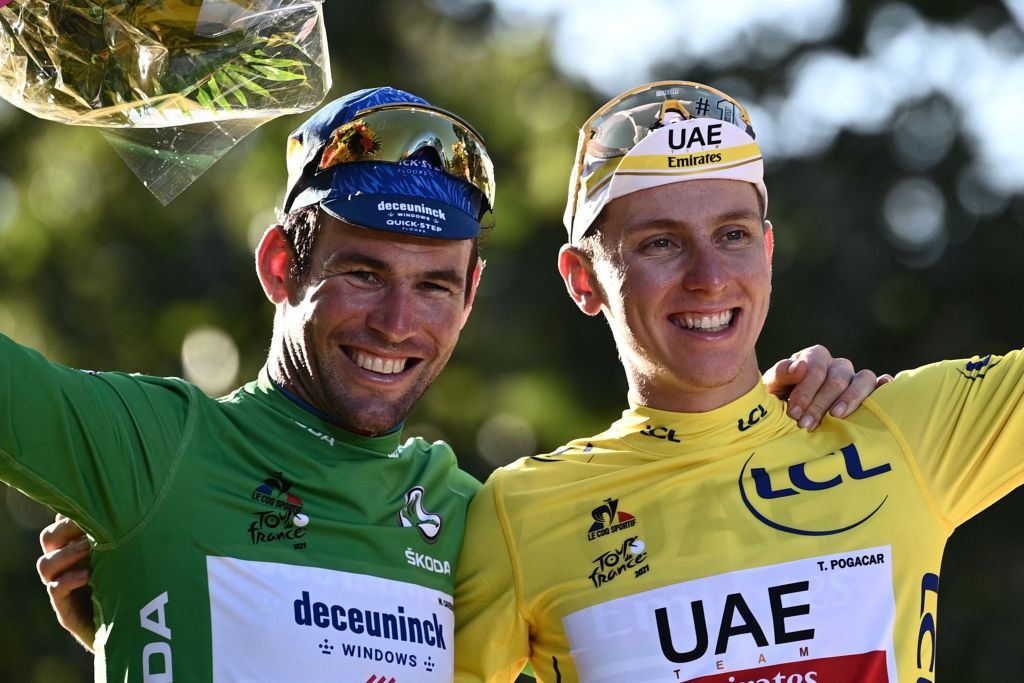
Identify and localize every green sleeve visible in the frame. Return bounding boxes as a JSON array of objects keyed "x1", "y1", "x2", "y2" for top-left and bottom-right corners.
[{"x1": 0, "y1": 333, "x2": 197, "y2": 542}]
